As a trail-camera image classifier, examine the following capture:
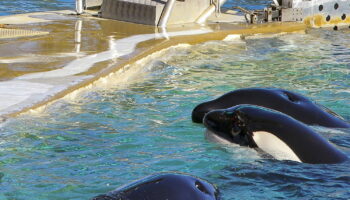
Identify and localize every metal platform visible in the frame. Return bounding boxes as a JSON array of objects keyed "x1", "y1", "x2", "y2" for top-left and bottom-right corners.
[
  {"x1": 85, "y1": 0, "x2": 103, "y2": 9},
  {"x1": 236, "y1": 0, "x2": 350, "y2": 29},
  {"x1": 0, "y1": 28, "x2": 49, "y2": 39},
  {"x1": 284, "y1": 0, "x2": 350, "y2": 28},
  {"x1": 100, "y1": 0, "x2": 164, "y2": 25},
  {"x1": 80, "y1": 0, "x2": 350, "y2": 28},
  {"x1": 100, "y1": 0, "x2": 212, "y2": 26}
]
